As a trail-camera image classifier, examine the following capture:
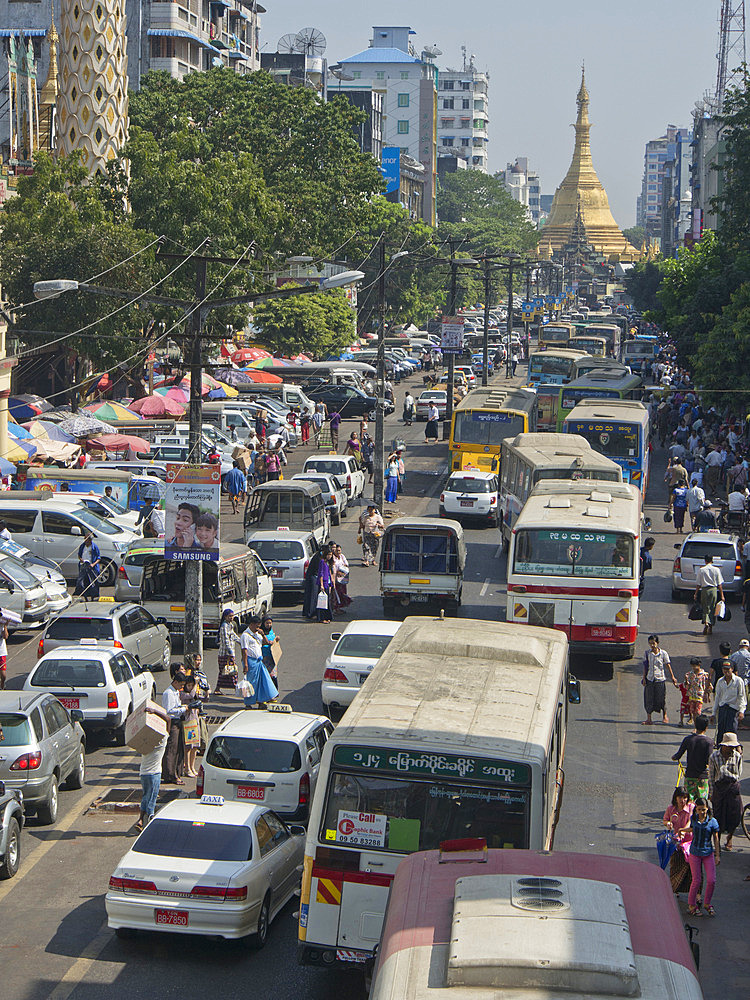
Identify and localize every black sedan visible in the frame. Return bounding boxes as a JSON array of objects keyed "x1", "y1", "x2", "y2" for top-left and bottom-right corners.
[{"x1": 305, "y1": 385, "x2": 378, "y2": 418}]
